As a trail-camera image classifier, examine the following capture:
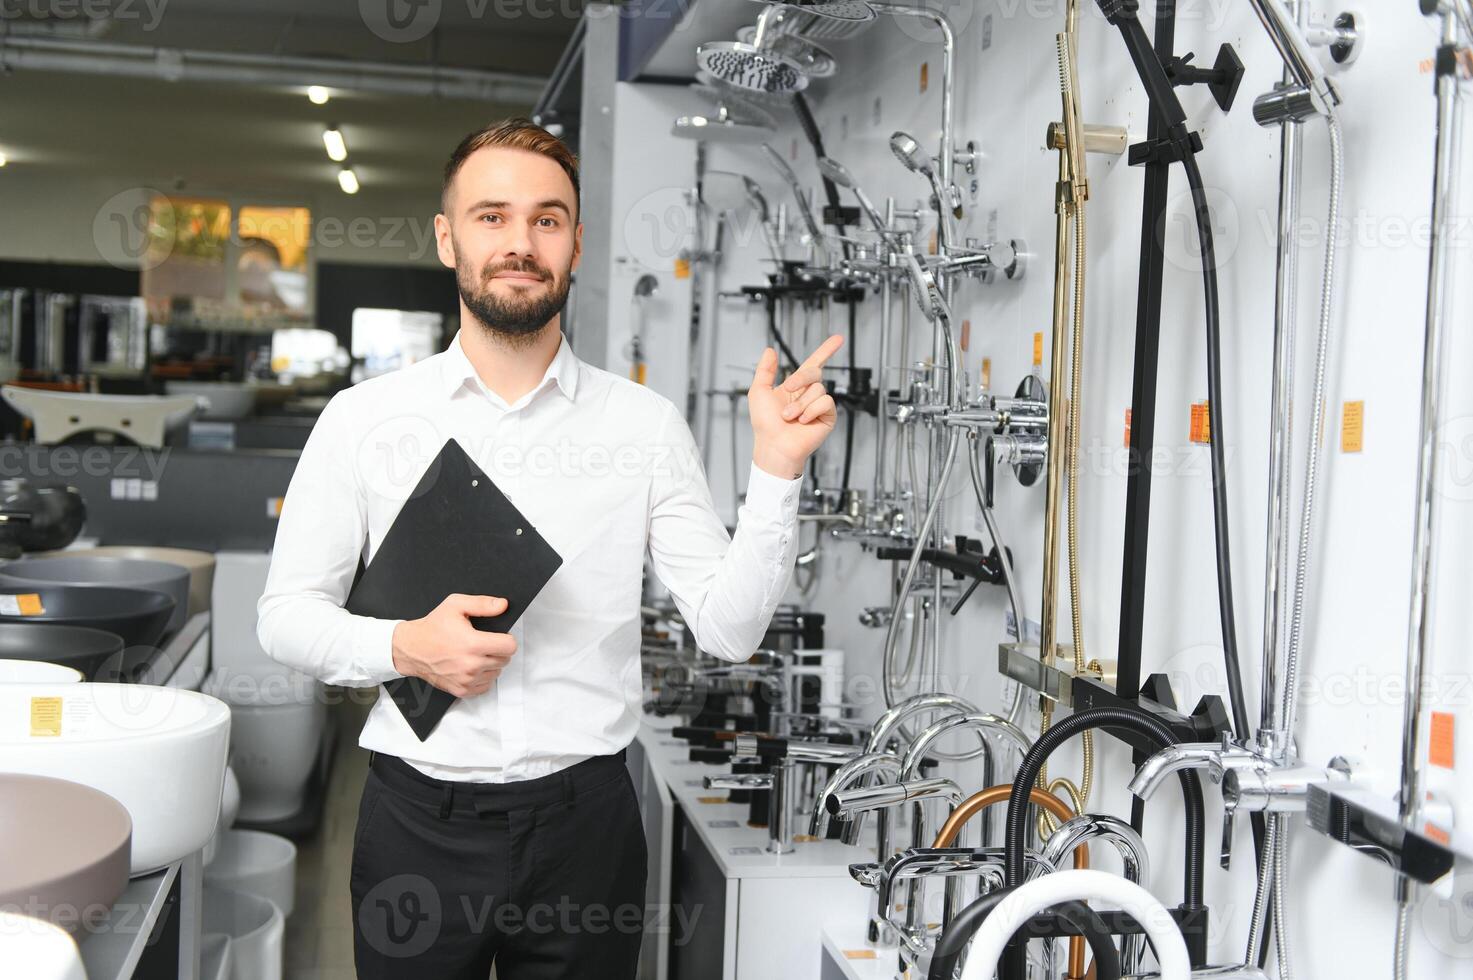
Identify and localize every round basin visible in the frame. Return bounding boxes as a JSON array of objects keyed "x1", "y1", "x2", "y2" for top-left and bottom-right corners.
[
  {"x1": 0, "y1": 912, "x2": 86, "y2": 980},
  {"x1": 0, "y1": 773, "x2": 131, "y2": 933},
  {"x1": 0, "y1": 623, "x2": 125, "y2": 682},
  {"x1": 0, "y1": 683, "x2": 231, "y2": 874},
  {"x1": 44, "y1": 547, "x2": 215, "y2": 619},
  {"x1": 0, "y1": 659, "x2": 82, "y2": 683},
  {"x1": 0, "y1": 586, "x2": 175, "y2": 680},
  {"x1": 0, "y1": 555, "x2": 190, "y2": 637}
]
